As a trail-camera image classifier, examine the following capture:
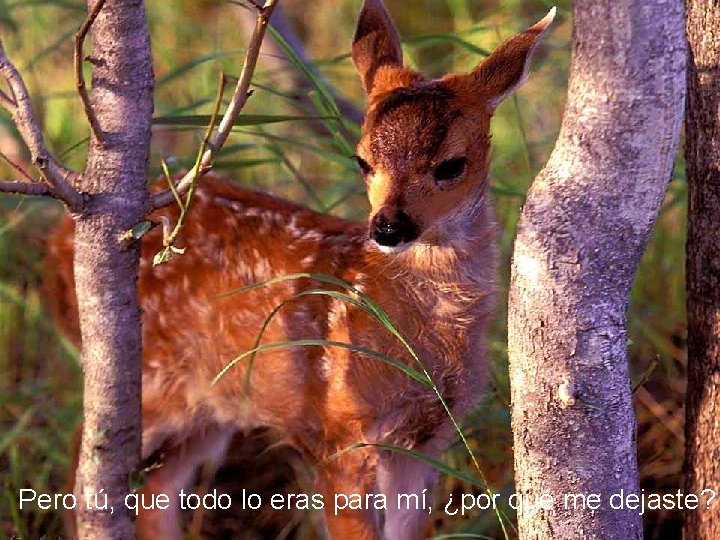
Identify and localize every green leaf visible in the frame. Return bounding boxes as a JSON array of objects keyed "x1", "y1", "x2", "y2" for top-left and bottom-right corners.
[
  {"x1": 157, "y1": 49, "x2": 244, "y2": 87},
  {"x1": 152, "y1": 247, "x2": 172, "y2": 266},
  {"x1": 235, "y1": 130, "x2": 358, "y2": 170}
]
